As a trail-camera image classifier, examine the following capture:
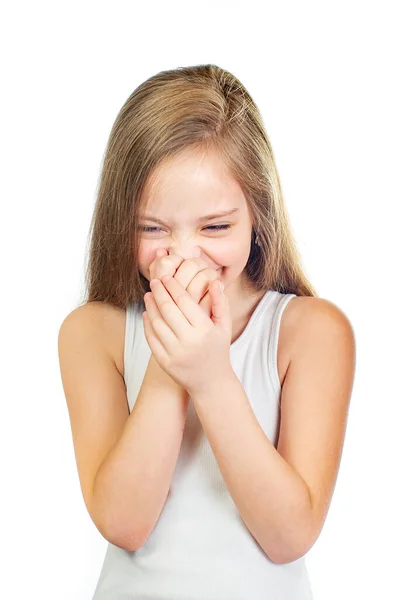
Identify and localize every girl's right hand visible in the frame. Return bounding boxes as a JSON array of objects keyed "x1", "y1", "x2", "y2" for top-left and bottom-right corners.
[{"x1": 148, "y1": 248, "x2": 221, "y2": 318}]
